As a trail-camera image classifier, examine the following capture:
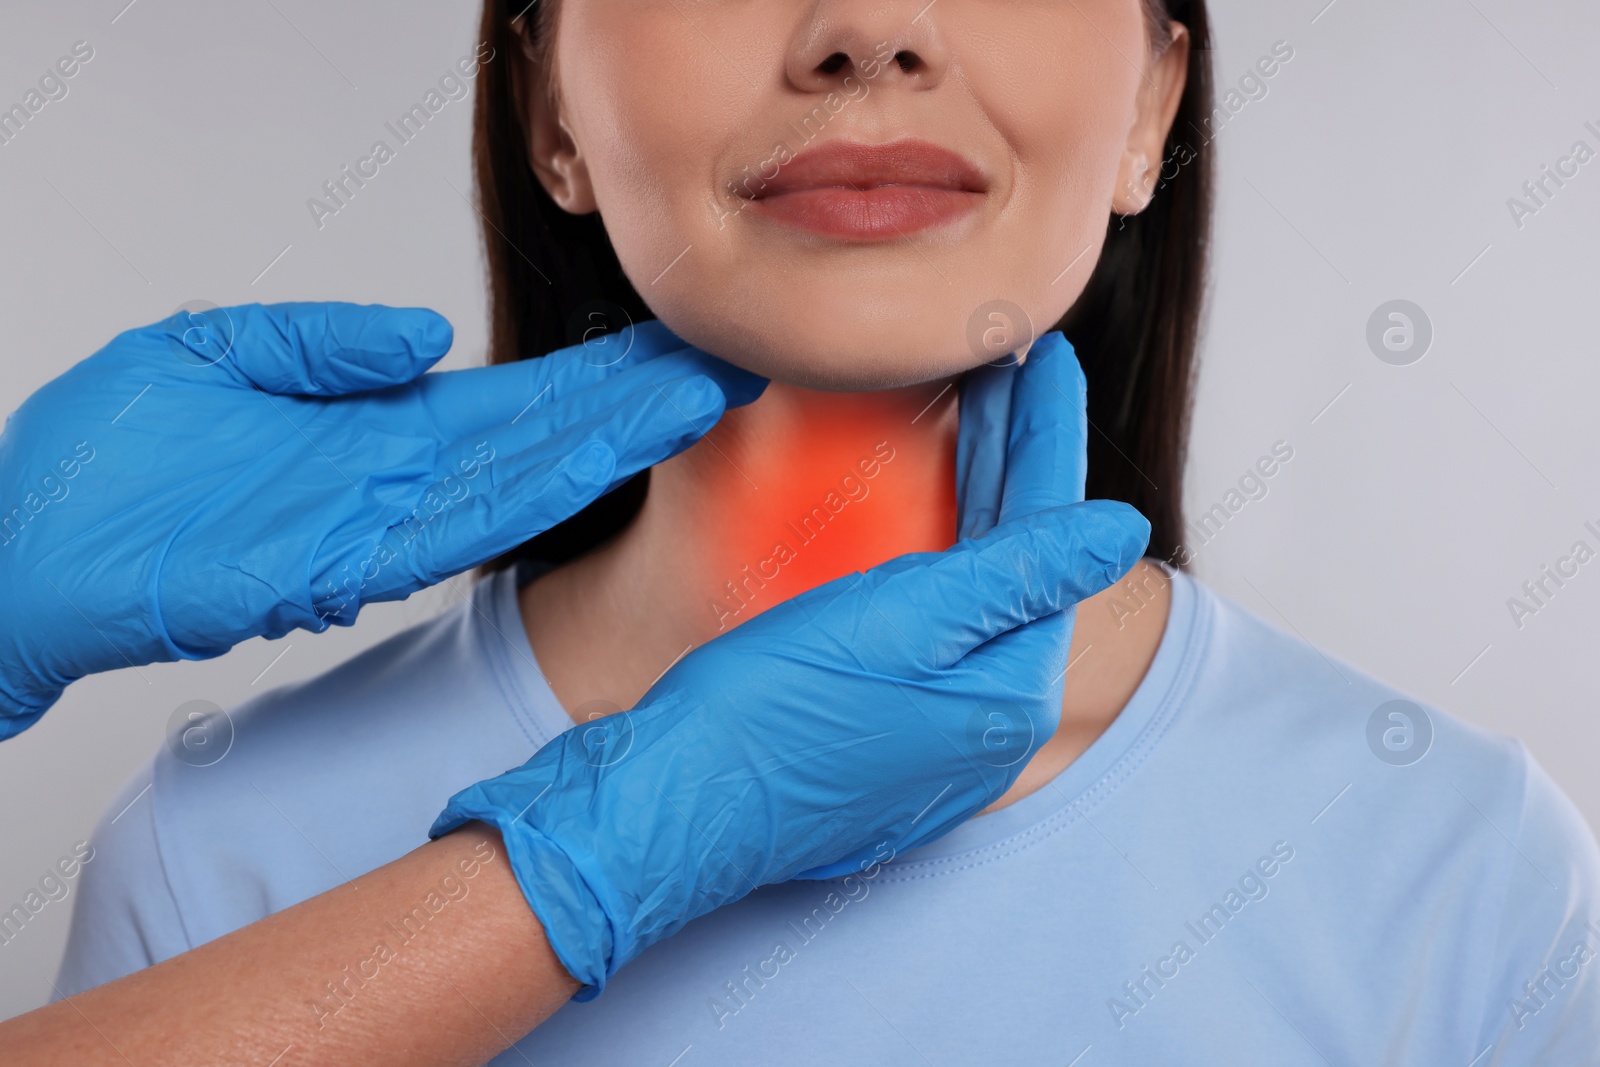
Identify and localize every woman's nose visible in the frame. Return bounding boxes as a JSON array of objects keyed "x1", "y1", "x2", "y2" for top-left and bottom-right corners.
[{"x1": 784, "y1": 0, "x2": 951, "y2": 93}]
